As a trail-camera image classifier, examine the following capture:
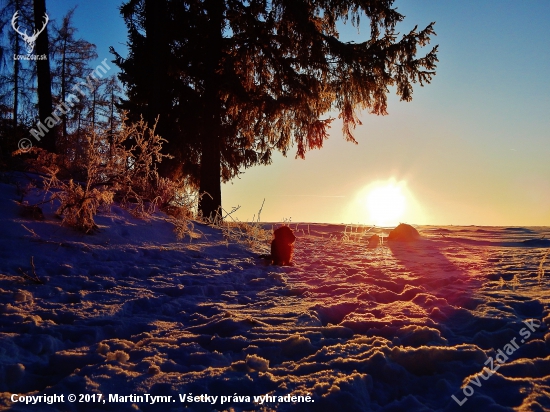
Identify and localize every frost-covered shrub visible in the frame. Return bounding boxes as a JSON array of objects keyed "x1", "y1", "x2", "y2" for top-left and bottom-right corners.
[
  {"x1": 20, "y1": 116, "x2": 195, "y2": 233},
  {"x1": 32, "y1": 146, "x2": 114, "y2": 233},
  {"x1": 106, "y1": 117, "x2": 174, "y2": 217},
  {"x1": 51, "y1": 179, "x2": 114, "y2": 233}
]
